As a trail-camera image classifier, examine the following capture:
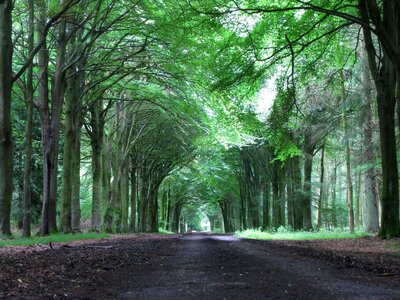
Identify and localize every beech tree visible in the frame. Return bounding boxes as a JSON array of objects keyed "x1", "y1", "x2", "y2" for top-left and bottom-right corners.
[
  {"x1": 1, "y1": 0, "x2": 398, "y2": 238},
  {"x1": 0, "y1": 0, "x2": 13, "y2": 236}
]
